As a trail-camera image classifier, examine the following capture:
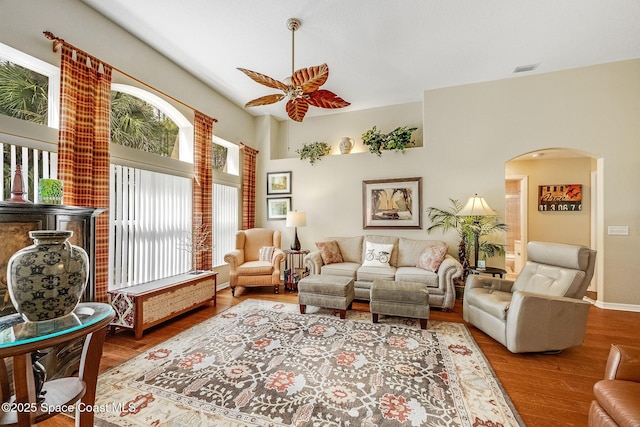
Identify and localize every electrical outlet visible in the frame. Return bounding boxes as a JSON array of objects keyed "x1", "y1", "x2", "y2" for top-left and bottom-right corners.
[{"x1": 608, "y1": 226, "x2": 629, "y2": 236}]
